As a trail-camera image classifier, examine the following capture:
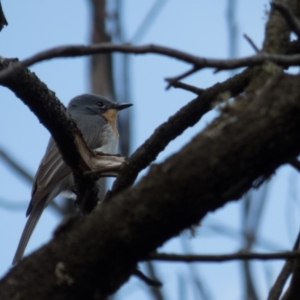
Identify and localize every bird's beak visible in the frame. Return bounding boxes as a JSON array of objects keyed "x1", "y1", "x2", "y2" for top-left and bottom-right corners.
[{"x1": 115, "y1": 103, "x2": 133, "y2": 111}]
